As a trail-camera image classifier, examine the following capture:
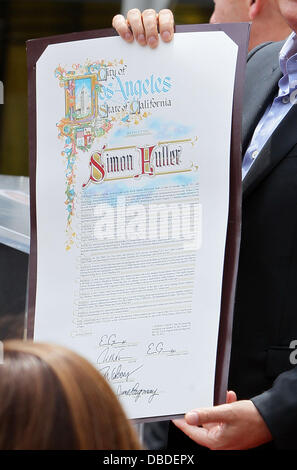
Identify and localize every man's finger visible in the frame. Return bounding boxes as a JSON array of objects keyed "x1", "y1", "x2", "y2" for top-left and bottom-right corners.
[
  {"x1": 173, "y1": 418, "x2": 213, "y2": 448},
  {"x1": 142, "y1": 9, "x2": 159, "y2": 48},
  {"x1": 127, "y1": 9, "x2": 146, "y2": 46},
  {"x1": 112, "y1": 14, "x2": 133, "y2": 42},
  {"x1": 158, "y1": 9, "x2": 174, "y2": 42}
]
